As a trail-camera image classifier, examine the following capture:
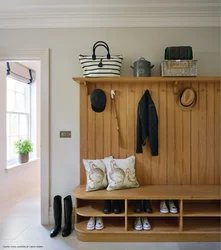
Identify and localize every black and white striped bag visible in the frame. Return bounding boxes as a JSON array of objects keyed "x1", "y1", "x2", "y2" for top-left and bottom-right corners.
[{"x1": 79, "y1": 41, "x2": 123, "y2": 78}]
